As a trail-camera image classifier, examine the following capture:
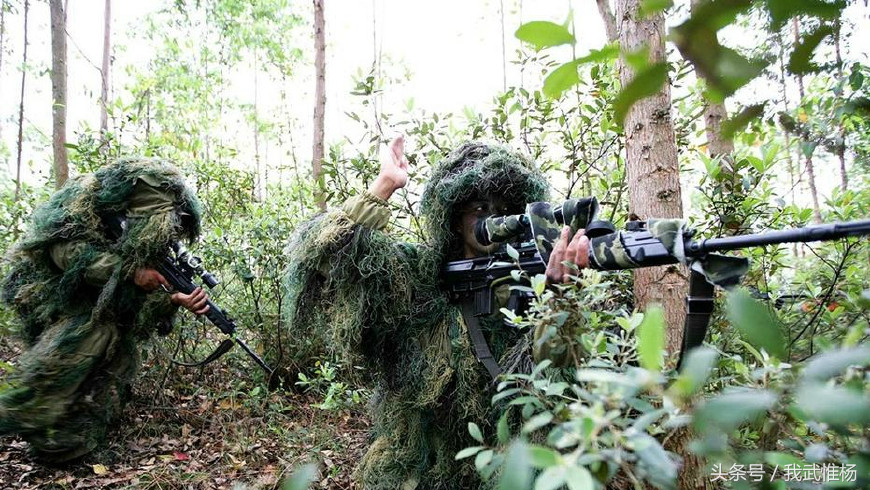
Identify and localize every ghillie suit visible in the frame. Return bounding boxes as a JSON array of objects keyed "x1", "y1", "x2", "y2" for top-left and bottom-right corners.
[
  {"x1": 0, "y1": 159, "x2": 202, "y2": 463},
  {"x1": 285, "y1": 142, "x2": 551, "y2": 489}
]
